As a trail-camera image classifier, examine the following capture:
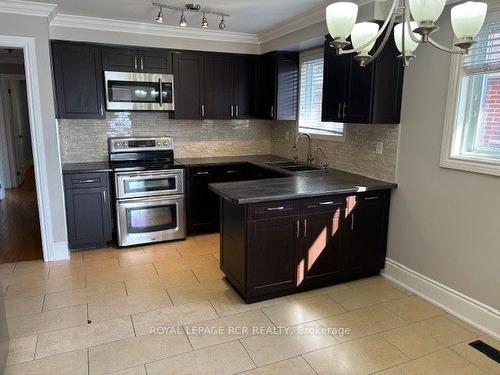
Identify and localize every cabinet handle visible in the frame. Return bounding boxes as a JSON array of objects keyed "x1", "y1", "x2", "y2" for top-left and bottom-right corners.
[
  {"x1": 236, "y1": 105, "x2": 239, "y2": 117},
  {"x1": 343, "y1": 103, "x2": 347, "y2": 119},
  {"x1": 195, "y1": 171, "x2": 209, "y2": 176},
  {"x1": 231, "y1": 105, "x2": 234, "y2": 117},
  {"x1": 134, "y1": 56, "x2": 138, "y2": 70},
  {"x1": 270, "y1": 105, "x2": 274, "y2": 118},
  {"x1": 100, "y1": 104, "x2": 104, "y2": 116},
  {"x1": 201, "y1": 104, "x2": 205, "y2": 118},
  {"x1": 266, "y1": 206, "x2": 285, "y2": 211},
  {"x1": 303, "y1": 219, "x2": 307, "y2": 237},
  {"x1": 225, "y1": 170, "x2": 239, "y2": 174},
  {"x1": 102, "y1": 190, "x2": 106, "y2": 204},
  {"x1": 77, "y1": 179, "x2": 97, "y2": 184},
  {"x1": 337, "y1": 103, "x2": 341, "y2": 119},
  {"x1": 351, "y1": 214, "x2": 354, "y2": 231},
  {"x1": 318, "y1": 201, "x2": 339, "y2": 206},
  {"x1": 364, "y1": 196, "x2": 380, "y2": 201},
  {"x1": 140, "y1": 57, "x2": 144, "y2": 70},
  {"x1": 296, "y1": 220, "x2": 300, "y2": 239}
]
